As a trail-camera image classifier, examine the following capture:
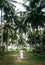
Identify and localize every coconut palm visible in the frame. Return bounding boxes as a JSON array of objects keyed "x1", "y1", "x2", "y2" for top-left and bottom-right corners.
[
  {"x1": 22, "y1": 0, "x2": 45, "y2": 45},
  {"x1": 0, "y1": 0, "x2": 19, "y2": 46},
  {"x1": 14, "y1": 12, "x2": 27, "y2": 47},
  {"x1": 15, "y1": 12, "x2": 27, "y2": 33},
  {"x1": 23, "y1": 0, "x2": 45, "y2": 29}
]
